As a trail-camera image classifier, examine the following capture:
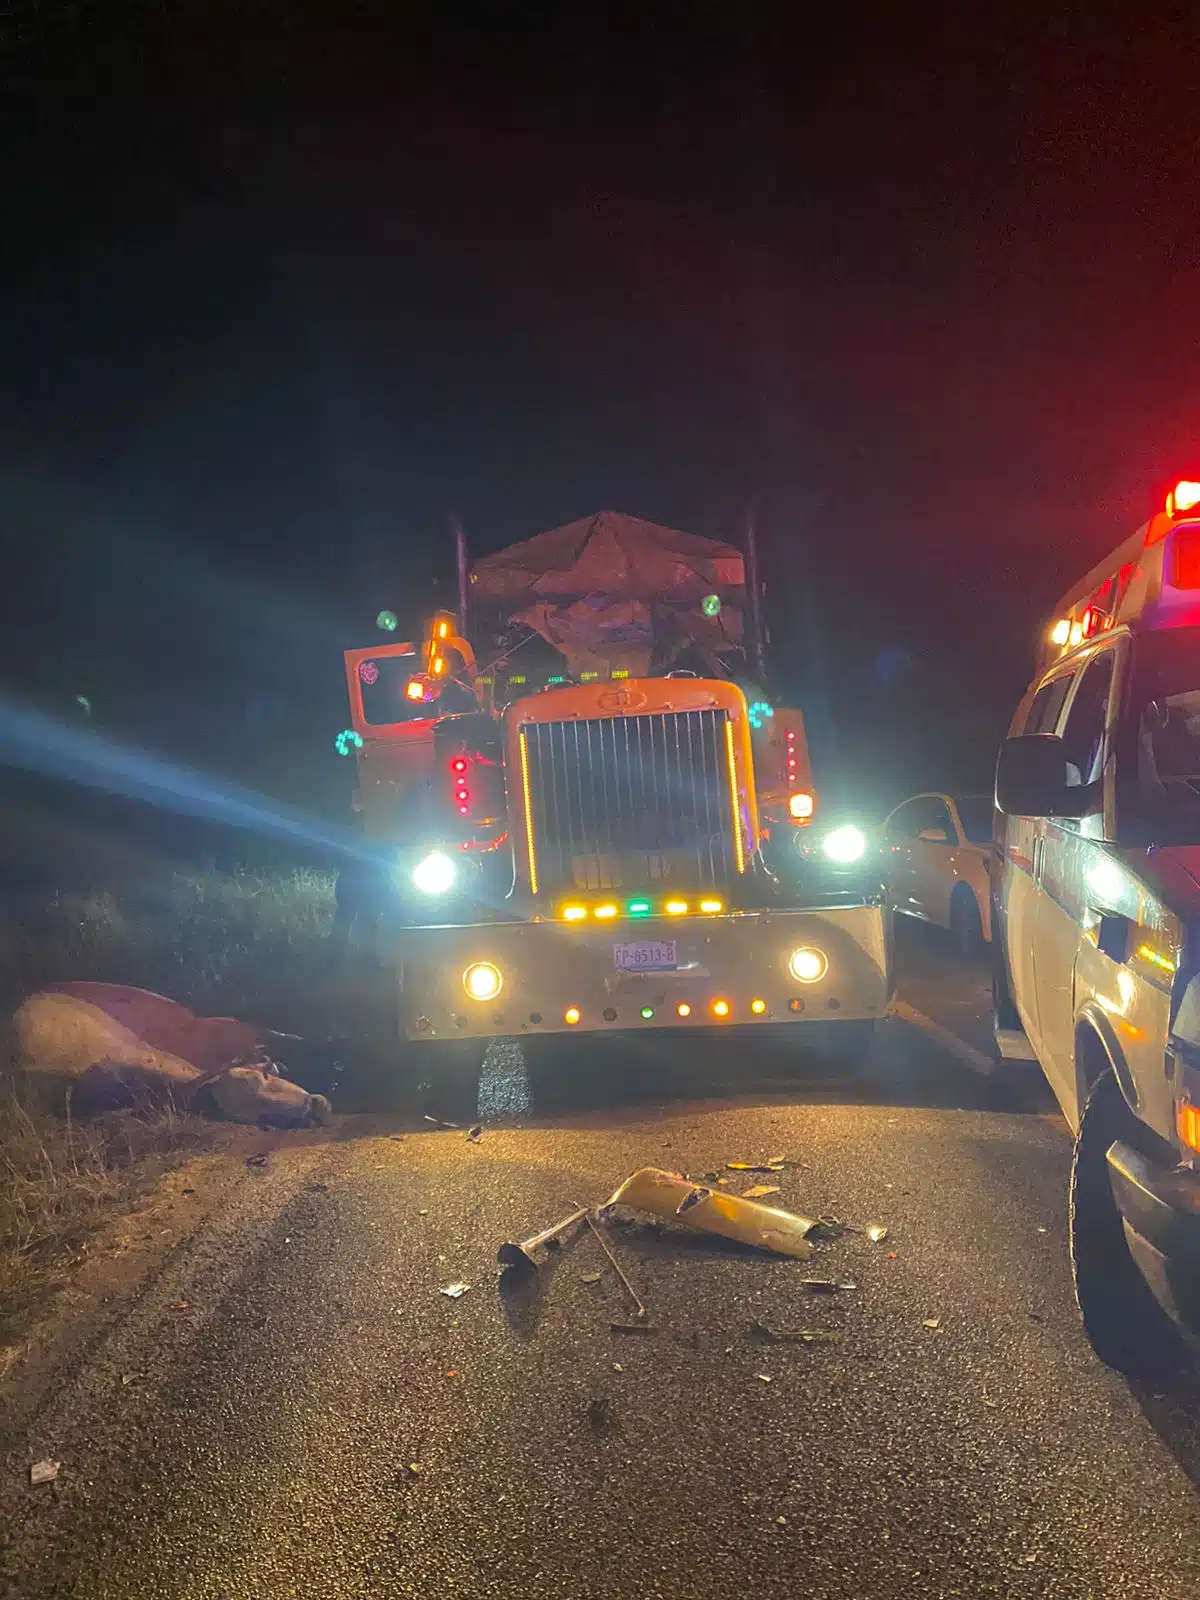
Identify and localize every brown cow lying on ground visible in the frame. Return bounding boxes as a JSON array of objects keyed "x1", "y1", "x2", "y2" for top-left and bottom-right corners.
[{"x1": 11, "y1": 983, "x2": 332, "y2": 1128}]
